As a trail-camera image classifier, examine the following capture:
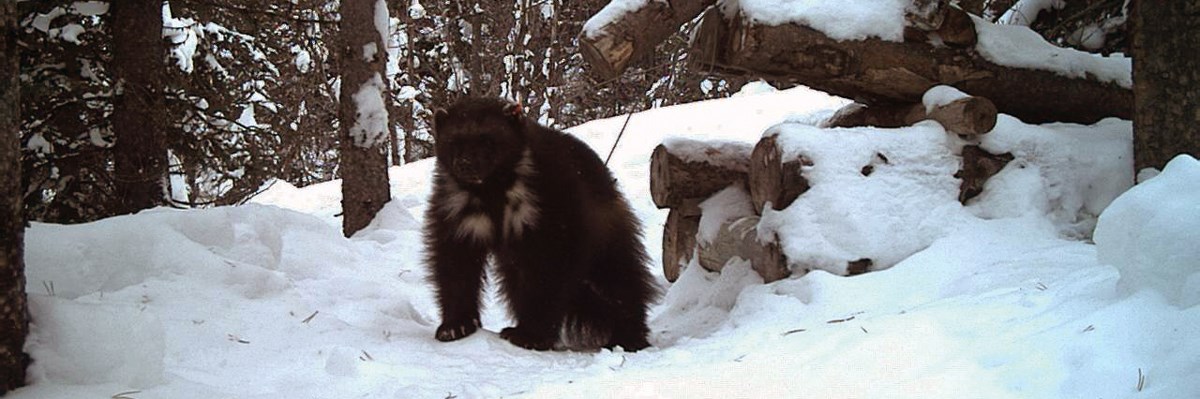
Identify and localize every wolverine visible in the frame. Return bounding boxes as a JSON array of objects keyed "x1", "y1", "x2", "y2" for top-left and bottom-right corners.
[{"x1": 423, "y1": 97, "x2": 656, "y2": 351}]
